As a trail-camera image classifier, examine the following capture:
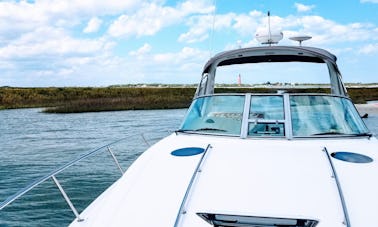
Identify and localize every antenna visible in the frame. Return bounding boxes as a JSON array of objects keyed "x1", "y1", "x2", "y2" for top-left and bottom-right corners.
[
  {"x1": 289, "y1": 36, "x2": 312, "y2": 46},
  {"x1": 267, "y1": 11, "x2": 271, "y2": 45},
  {"x1": 209, "y1": 0, "x2": 217, "y2": 57},
  {"x1": 255, "y1": 11, "x2": 283, "y2": 45}
]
